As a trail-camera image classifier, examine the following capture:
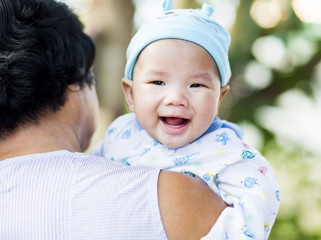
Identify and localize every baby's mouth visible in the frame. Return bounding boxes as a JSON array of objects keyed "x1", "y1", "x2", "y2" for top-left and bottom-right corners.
[{"x1": 161, "y1": 117, "x2": 190, "y2": 127}]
